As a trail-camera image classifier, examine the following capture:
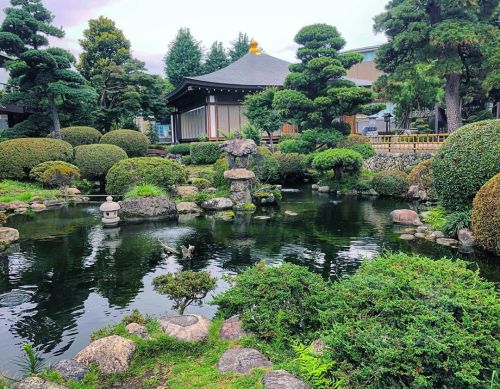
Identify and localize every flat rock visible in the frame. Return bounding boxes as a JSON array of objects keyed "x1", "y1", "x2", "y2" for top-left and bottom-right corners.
[
  {"x1": 176, "y1": 202, "x2": 202, "y2": 214},
  {"x1": 416, "y1": 225, "x2": 428, "y2": 233},
  {"x1": 254, "y1": 216, "x2": 271, "y2": 220},
  {"x1": 52, "y1": 359, "x2": 88, "y2": 382},
  {"x1": 224, "y1": 168, "x2": 255, "y2": 180},
  {"x1": 12, "y1": 377, "x2": 67, "y2": 389},
  {"x1": 284, "y1": 211, "x2": 298, "y2": 216},
  {"x1": 415, "y1": 232, "x2": 426, "y2": 239},
  {"x1": 220, "y1": 316, "x2": 247, "y2": 340},
  {"x1": 44, "y1": 200, "x2": 65, "y2": 208},
  {"x1": 30, "y1": 203, "x2": 47, "y2": 212},
  {"x1": 75, "y1": 335, "x2": 135, "y2": 375},
  {"x1": 175, "y1": 185, "x2": 198, "y2": 197},
  {"x1": 126, "y1": 322, "x2": 149, "y2": 339},
  {"x1": 428, "y1": 230, "x2": 445, "y2": 240},
  {"x1": 263, "y1": 370, "x2": 310, "y2": 389},
  {"x1": 458, "y1": 228, "x2": 474, "y2": 246},
  {"x1": 201, "y1": 197, "x2": 233, "y2": 211},
  {"x1": 400, "y1": 234, "x2": 415, "y2": 241},
  {"x1": 0, "y1": 227, "x2": 19, "y2": 244},
  {"x1": 159, "y1": 314, "x2": 210, "y2": 342},
  {"x1": 311, "y1": 184, "x2": 319, "y2": 190},
  {"x1": 317, "y1": 186, "x2": 330, "y2": 193},
  {"x1": 64, "y1": 188, "x2": 81, "y2": 196},
  {"x1": 436, "y1": 238, "x2": 459, "y2": 247},
  {"x1": 390, "y1": 209, "x2": 422, "y2": 226},
  {"x1": 6, "y1": 200, "x2": 29, "y2": 211},
  {"x1": 118, "y1": 197, "x2": 177, "y2": 220},
  {"x1": 217, "y1": 348, "x2": 272, "y2": 374}
]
